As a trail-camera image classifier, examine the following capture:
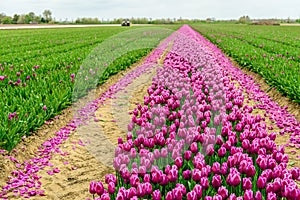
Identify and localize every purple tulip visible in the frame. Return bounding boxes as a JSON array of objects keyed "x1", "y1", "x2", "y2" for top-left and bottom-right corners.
[
  {"x1": 107, "y1": 182, "x2": 115, "y2": 194},
  {"x1": 257, "y1": 176, "x2": 267, "y2": 189},
  {"x1": 144, "y1": 182, "x2": 152, "y2": 195},
  {"x1": 166, "y1": 191, "x2": 173, "y2": 200},
  {"x1": 190, "y1": 142, "x2": 198, "y2": 153},
  {"x1": 187, "y1": 190, "x2": 197, "y2": 200},
  {"x1": 89, "y1": 181, "x2": 97, "y2": 194},
  {"x1": 193, "y1": 184, "x2": 202, "y2": 198},
  {"x1": 183, "y1": 170, "x2": 191, "y2": 180},
  {"x1": 128, "y1": 187, "x2": 137, "y2": 198},
  {"x1": 174, "y1": 157, "x2": 183, "y2": 168},
  {"x1": 228, "y1": 194, "x2": 237, "y2": 200},
  {"x1": 246, "y1": 165, "x2": 256, "y2": 177},
  {"x1": 43, "y1": 105, "x2": 47, "y2": 111},
  {"x1": 267, "y1": 192, "x2": 277, "y2": 200},
  {"x1": 242, "y1": 177, "x2": 252, "y2": 190},
  {"x1": 243, "y1": 189, "x2": 253, "y2": 200},
  {"x1": 101, "y1": 193, "x2": 110, "y2": 200},
  {"x1": 137, "y1": 184, "x2": 145, "y2": 197},
  {"x1": 204, "y1": 196, "x2": 213, "y2": 200},
  {"x1": 152, "y1": 189, "x2": 161, "y2": 200},
  {"x1": 218, "y1": 146, "x2": 226, "y2": 157},
  {"x1": 130, "y1": 174, "x2": 140, "y2": 187},
  {"x1": 254, "y1": 191, "x2": 262, "y2": 200},
  {"x1": 212, "y1": 174, "x2": 221, "y2": 188},
  {"x1": 95, "y1": 182, "x2": 104, "y2": 196},
  {"x1": 217, "y1": 186, "x2": 228, "y2": 199},
  {"x1": 200, "y1": 177, "x2": 209, "y2": 189},
  {"x1": 272, "y1": 178, "x2": 281, "y2": 193},
  {"x1": 220, "y1": 162, "x2": 228, "y2": 175},
  {"x1": 192, "y1": 168, "x2": 201, "y2": 182},
  {"x1": 184, "y1": 150, "x2": 192, "y2": 161}
]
